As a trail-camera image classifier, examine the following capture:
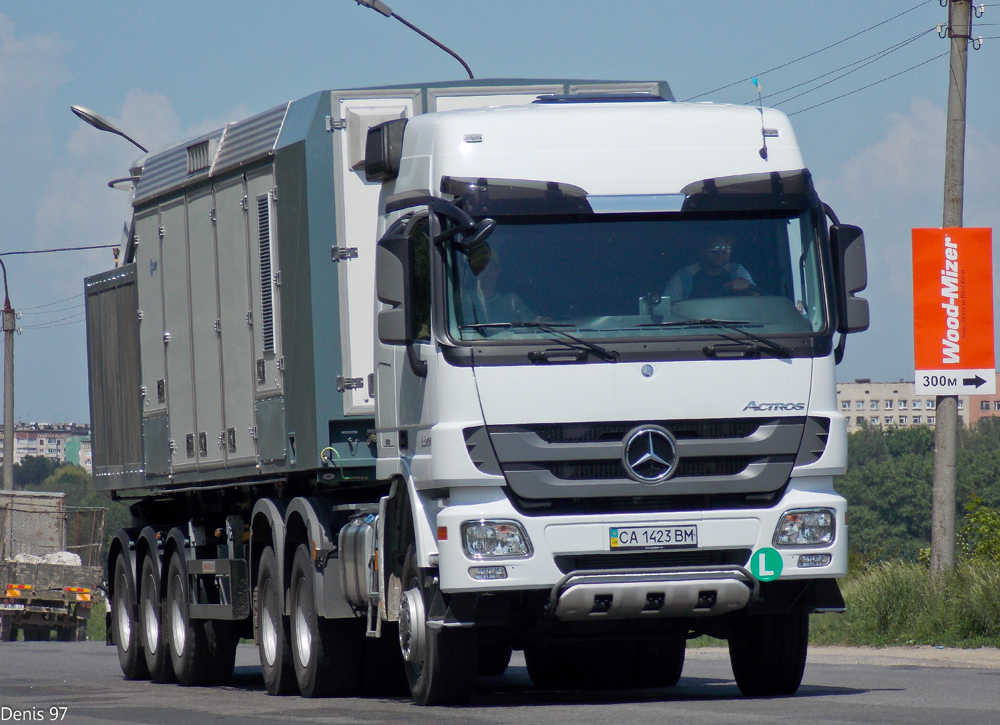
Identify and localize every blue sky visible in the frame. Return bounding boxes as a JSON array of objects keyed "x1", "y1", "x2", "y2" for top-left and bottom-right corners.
[{"x1": 2, "y1": 1, "x2": 1000, "y2": 422}]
